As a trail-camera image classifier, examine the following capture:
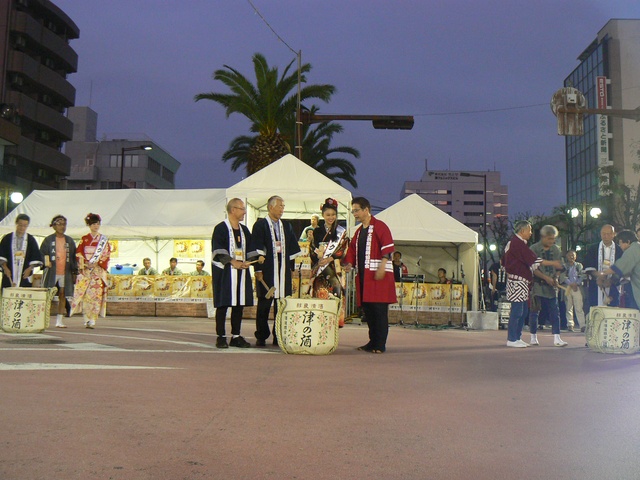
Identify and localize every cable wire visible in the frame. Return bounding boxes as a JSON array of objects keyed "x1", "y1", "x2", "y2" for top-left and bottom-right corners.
[{"x1": 246, "y1": 0, "x2": 297, "y2": 56}]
